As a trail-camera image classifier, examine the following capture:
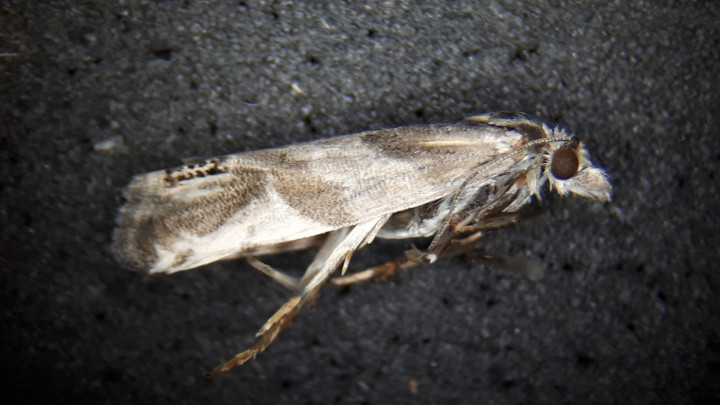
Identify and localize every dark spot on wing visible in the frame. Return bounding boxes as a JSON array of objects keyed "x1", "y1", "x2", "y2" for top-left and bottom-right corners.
[
  {"x1": 359, "y1": 124, "x2": 469, "y2": 160},
  {"x1": 466, "y1": 112, "x2": 548, "y2": 142},
  {"x1": 273, "y1": 170, "x2": 354, "y2": 227},
  {"x1": 251, "y1": 149, "x2": 311, "y2": 171},
  {"x1": 172, "y1": 250, "x2": 192, "y2": 268},
  {"x1": 163, "y1": 157, "x2": 229, "y2": 187},
  {"x1": 511, "y1": 123, "x2": 546, "y2": 142}
]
